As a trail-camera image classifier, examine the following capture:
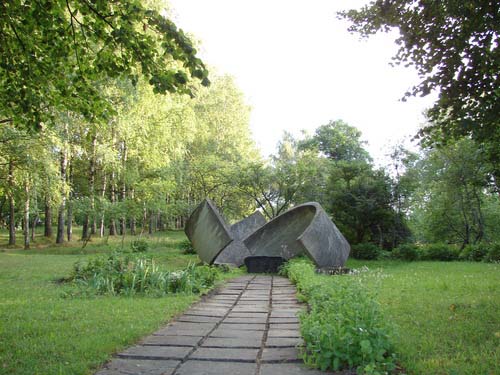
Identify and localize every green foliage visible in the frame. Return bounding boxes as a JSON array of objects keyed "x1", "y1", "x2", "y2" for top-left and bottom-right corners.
[
  {"x1": 180, "y1": 239, "x2": 196, "y2": 254},
  {"x1": 391, "y1": 244, "x2": 419, "y2": 261},
  {"x1": 130, "y1": 240, "x2": 149, "y2": 253},
  {"x1": 68, "y1": 252, "x2": 219, "y2": 296},
  {"x1": 339, "y1": 2, "x2": 499, "y2": 180},
  {"x1": 0, "y1": 0, "x2": 208, "y2": 131},
  {"x1": 351, "y1": 243, "x2": 381, "y2": 260},
  {"x1": 408, "y1": 138, "x2": 498, "y2": 247},
  {"x1": 282, "y1": 259, "x2": 397, "y2": 374},
  {"x1": 484, "y1": 243, "x2": 500, "y2": 263},
  {"x1": 298, "y1": 120, "x2": 371, "y2": 162},
  {"x1": 130, "y1": 239, "x2": 149, "y2": 253},
  {"x1": 420, "y1": 243, "x2": 459, "y2": 261},
  {"x1": 459, "y1": 244, "x2": 489, "y2": 262}
]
